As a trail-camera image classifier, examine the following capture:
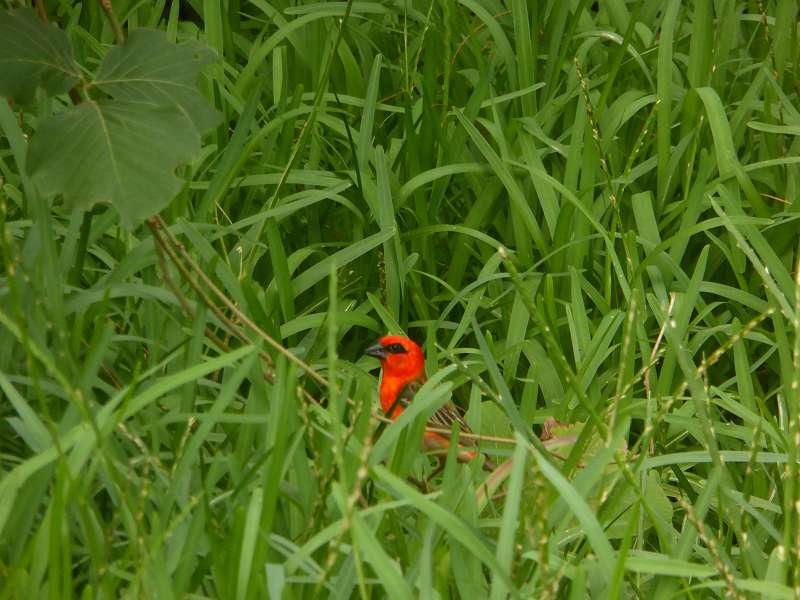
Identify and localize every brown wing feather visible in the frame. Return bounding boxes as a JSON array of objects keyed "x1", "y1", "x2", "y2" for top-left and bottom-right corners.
[
  {"x1": 387, "y1": 381, "x2": 472, "y2": 434},
  {"x1": 392, "y1": 380, "x2": 494, "y2": 470},
  {"x1": 428, "y1": 403, "x2": 473, "y2": 433}
]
